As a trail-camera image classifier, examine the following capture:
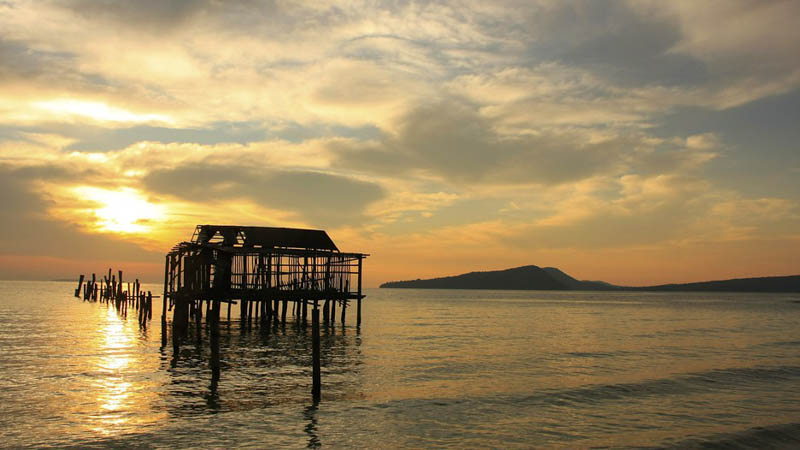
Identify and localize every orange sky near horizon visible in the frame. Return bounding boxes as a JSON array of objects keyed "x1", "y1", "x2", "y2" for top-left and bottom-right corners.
[{"x1": 0, "y1": 1, "x2": 798, "y2": 287}]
